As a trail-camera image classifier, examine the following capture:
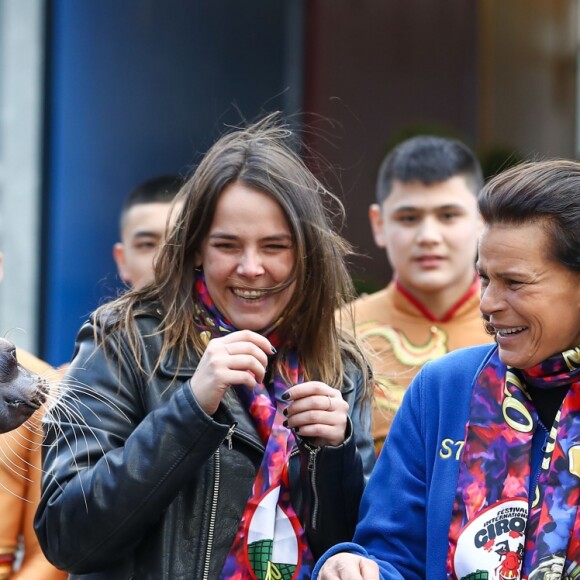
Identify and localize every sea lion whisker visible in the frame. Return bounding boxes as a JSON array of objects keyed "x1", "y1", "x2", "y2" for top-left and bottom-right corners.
[
  {"x1": 44, "y1": 404, "x2": 112, "y2": 475},
  {"x1": 0, "y1": 478, "x2": 29, "y2": 503},
  {"x1": 0, "y1": 442, "x2": 33, "y2": 479},
  {"x1": 48, "y1": 385, "x2": 130, "y2": 426},
  {"x1": 0, "y1": 430, "x2": 38, "y2": 455},
  {"x1": 41, "y1": 421, "x2": 94, "y2": 511},
  {"x1": 55, "y1": 380, "x2": 130, "y2": 420},
  {"x1": 46, "y1": 391, "x2": 117, "y2": 428}
]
